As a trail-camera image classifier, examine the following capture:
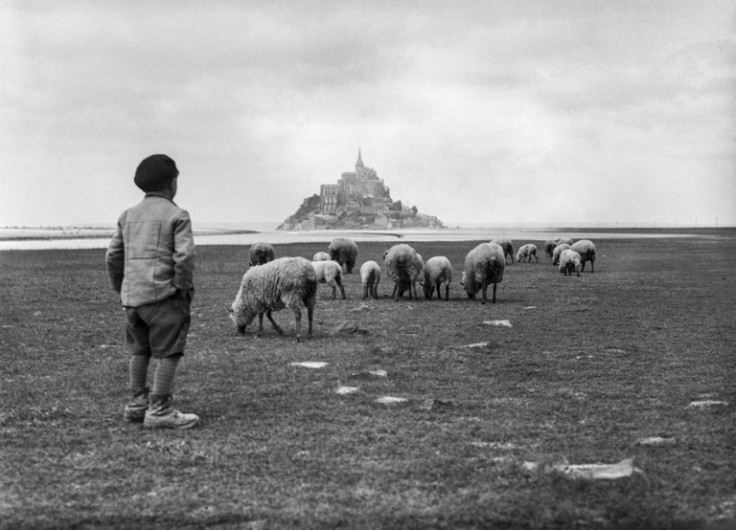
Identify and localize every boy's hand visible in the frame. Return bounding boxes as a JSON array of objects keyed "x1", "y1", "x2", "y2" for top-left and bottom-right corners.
[{"x1": 176, "y1": 288, "x2": 195, "y2": 302}]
